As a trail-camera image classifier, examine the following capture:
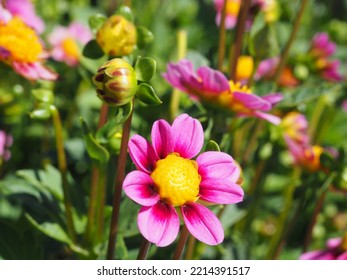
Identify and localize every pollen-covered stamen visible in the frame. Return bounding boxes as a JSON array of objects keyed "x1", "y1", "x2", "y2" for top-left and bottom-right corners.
[
  {"x1": 150, "y1": 153, "x2": 201, "y2": 206},
  {"x1": 0, "y1": 17, "x2": 43, "y2": 63}
]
